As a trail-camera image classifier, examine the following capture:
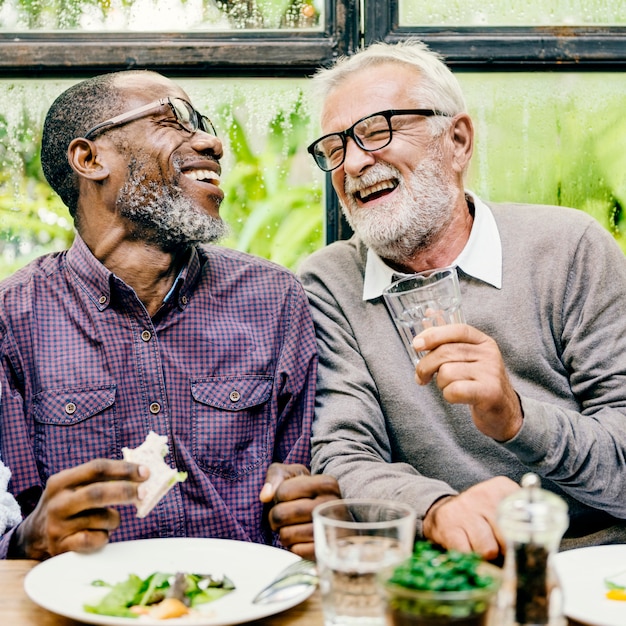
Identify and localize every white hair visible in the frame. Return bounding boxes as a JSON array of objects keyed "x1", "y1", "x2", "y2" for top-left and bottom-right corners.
[{"x1": 310, "y1": 39, "x2": 467, "y2": 135}]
